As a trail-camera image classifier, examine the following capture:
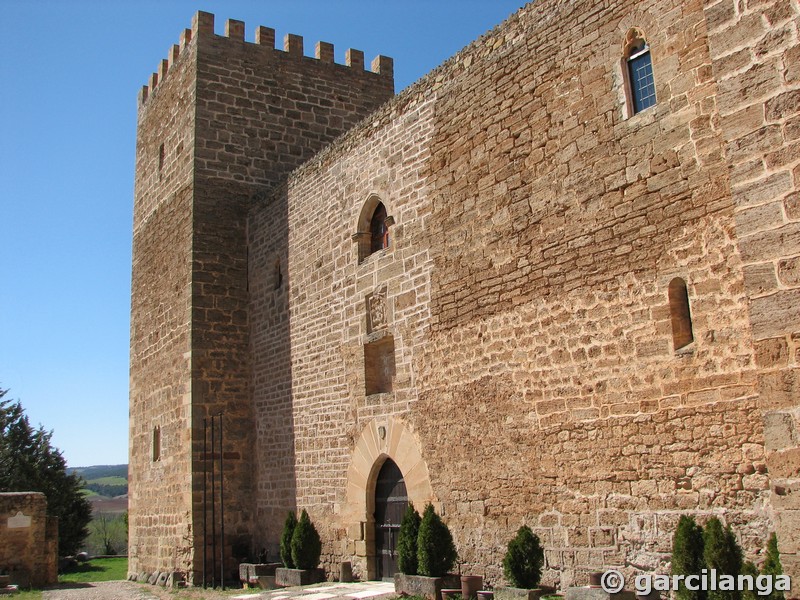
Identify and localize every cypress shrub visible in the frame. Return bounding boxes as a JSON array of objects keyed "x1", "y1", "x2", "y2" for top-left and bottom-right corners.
[
  {"x1": 280, "y1": 511, "x2": 297, "y2": 568},
  {"x1": 672, "y1": 515, "x2": 706, "y2": 600},
  {"x1": 502, "y1": 525, "x2": 544, "y2": 589},
  {"x1": 291, "y1": 509, "x2": 322, "y2": 570},
  {"x1": 703, "y1": 517, "x2": 743, "y2": 600},
  {"x1": 398, "y1": 503, "x2": 421, "y2": 575},
  {"x1": 762, "y1": 533, "x2": 784, "y2": 600},
  {"x1": 417, "y1": 503, "x2": 457, "y2": 577},
  {"x1": 741, "y1": 561, "x2": 760, "y2": 600}
]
